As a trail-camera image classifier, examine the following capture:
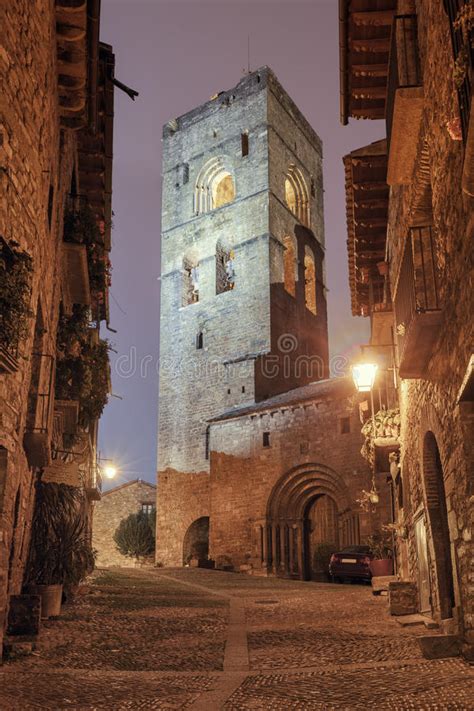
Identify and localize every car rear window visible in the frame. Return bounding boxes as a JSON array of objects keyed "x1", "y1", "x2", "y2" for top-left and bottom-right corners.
[{"x1": 340, "y1": 545, "x2": 371, "y2": 554}]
